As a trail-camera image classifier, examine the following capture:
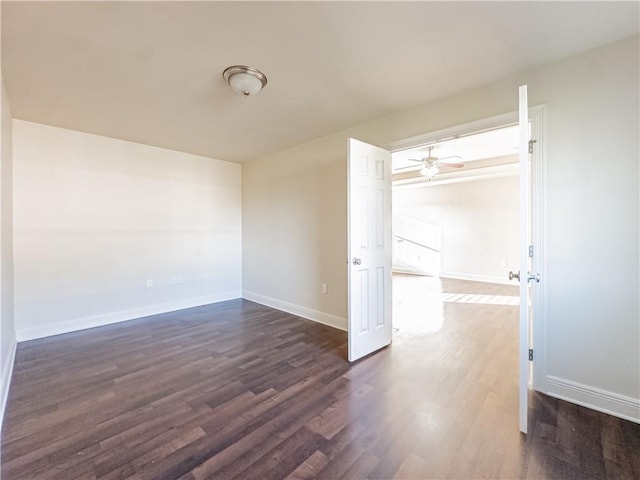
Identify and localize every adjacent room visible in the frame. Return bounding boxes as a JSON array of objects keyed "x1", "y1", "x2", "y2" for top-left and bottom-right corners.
[
  {"x1": 0, "y1": 2, "x2": 638, "y2": 479},
  {"x1": 391, "y1": 125, "x2": 520, "y2": 335}
]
